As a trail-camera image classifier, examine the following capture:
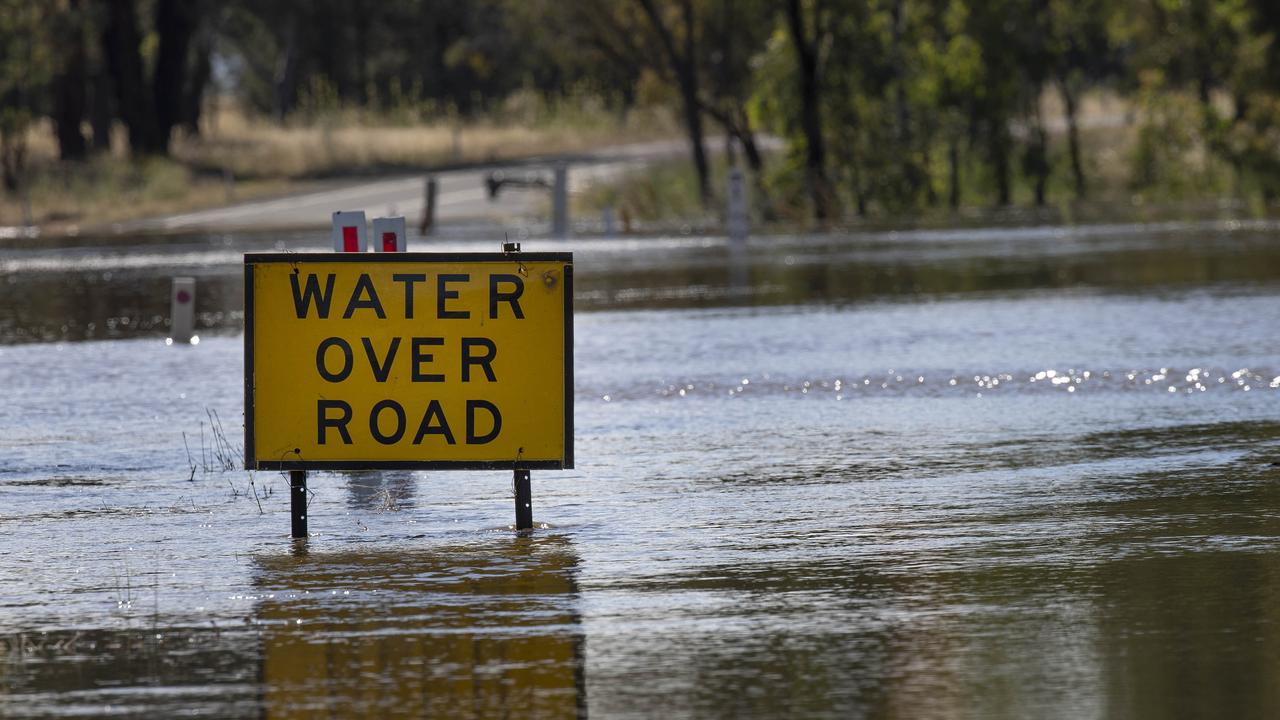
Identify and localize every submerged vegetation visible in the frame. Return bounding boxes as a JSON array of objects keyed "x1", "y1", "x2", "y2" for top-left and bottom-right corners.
[{"x1": 2, "y1": 0, "x2": 1280, "y2": 229}]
